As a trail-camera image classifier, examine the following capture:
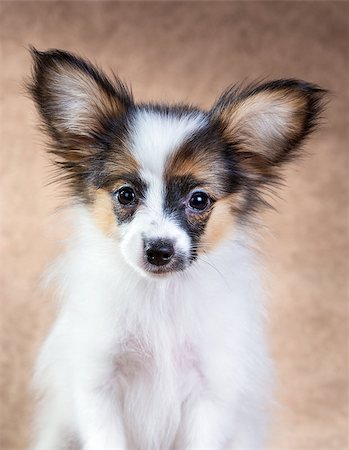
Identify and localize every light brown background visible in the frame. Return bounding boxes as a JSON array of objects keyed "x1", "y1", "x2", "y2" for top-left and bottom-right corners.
[{"x1": 1, "y1": 2, "x2": 348, "y2": 449}]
